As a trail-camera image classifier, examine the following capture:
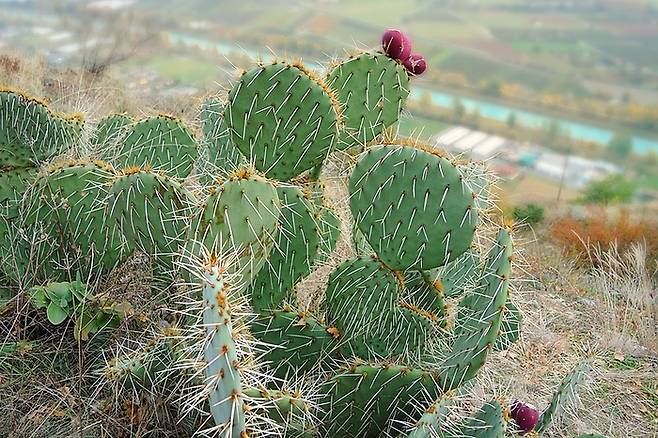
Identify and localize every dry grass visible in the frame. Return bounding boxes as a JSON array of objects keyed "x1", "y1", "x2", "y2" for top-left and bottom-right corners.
[{"x1": 550, "y1": 207, "x2": 658, "y2": 268}]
